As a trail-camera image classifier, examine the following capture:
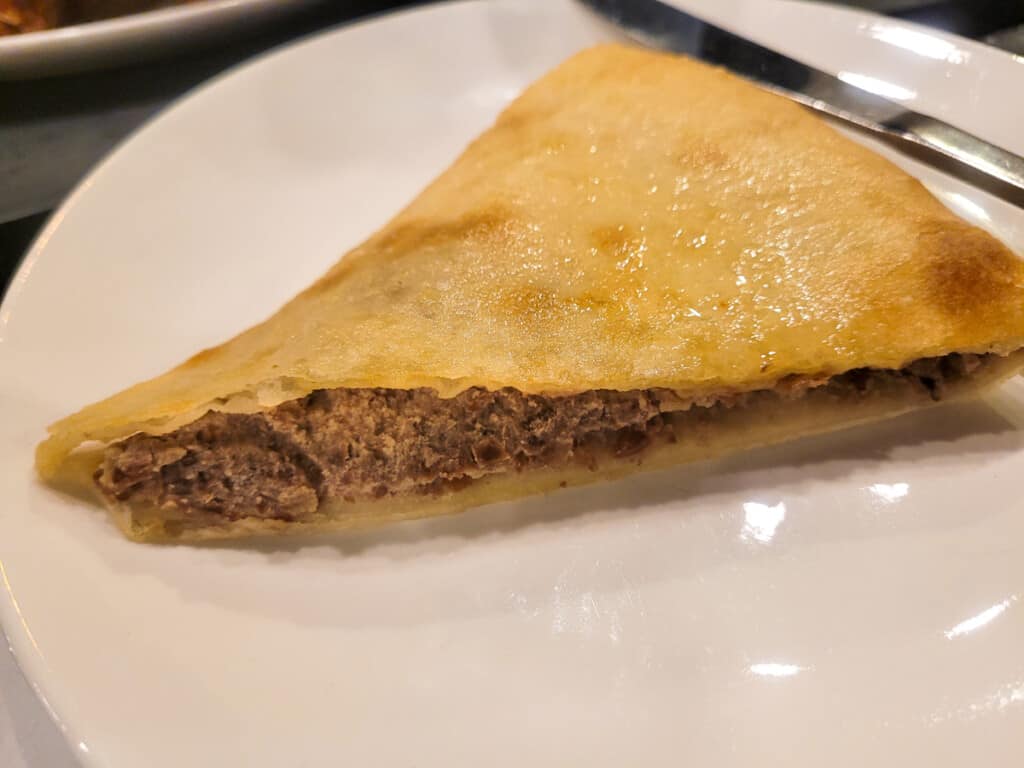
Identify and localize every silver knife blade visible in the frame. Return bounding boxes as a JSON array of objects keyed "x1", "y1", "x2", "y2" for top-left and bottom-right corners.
[{"x1": 579, "y1": 0, "x2": 1024, "y2": 207}]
